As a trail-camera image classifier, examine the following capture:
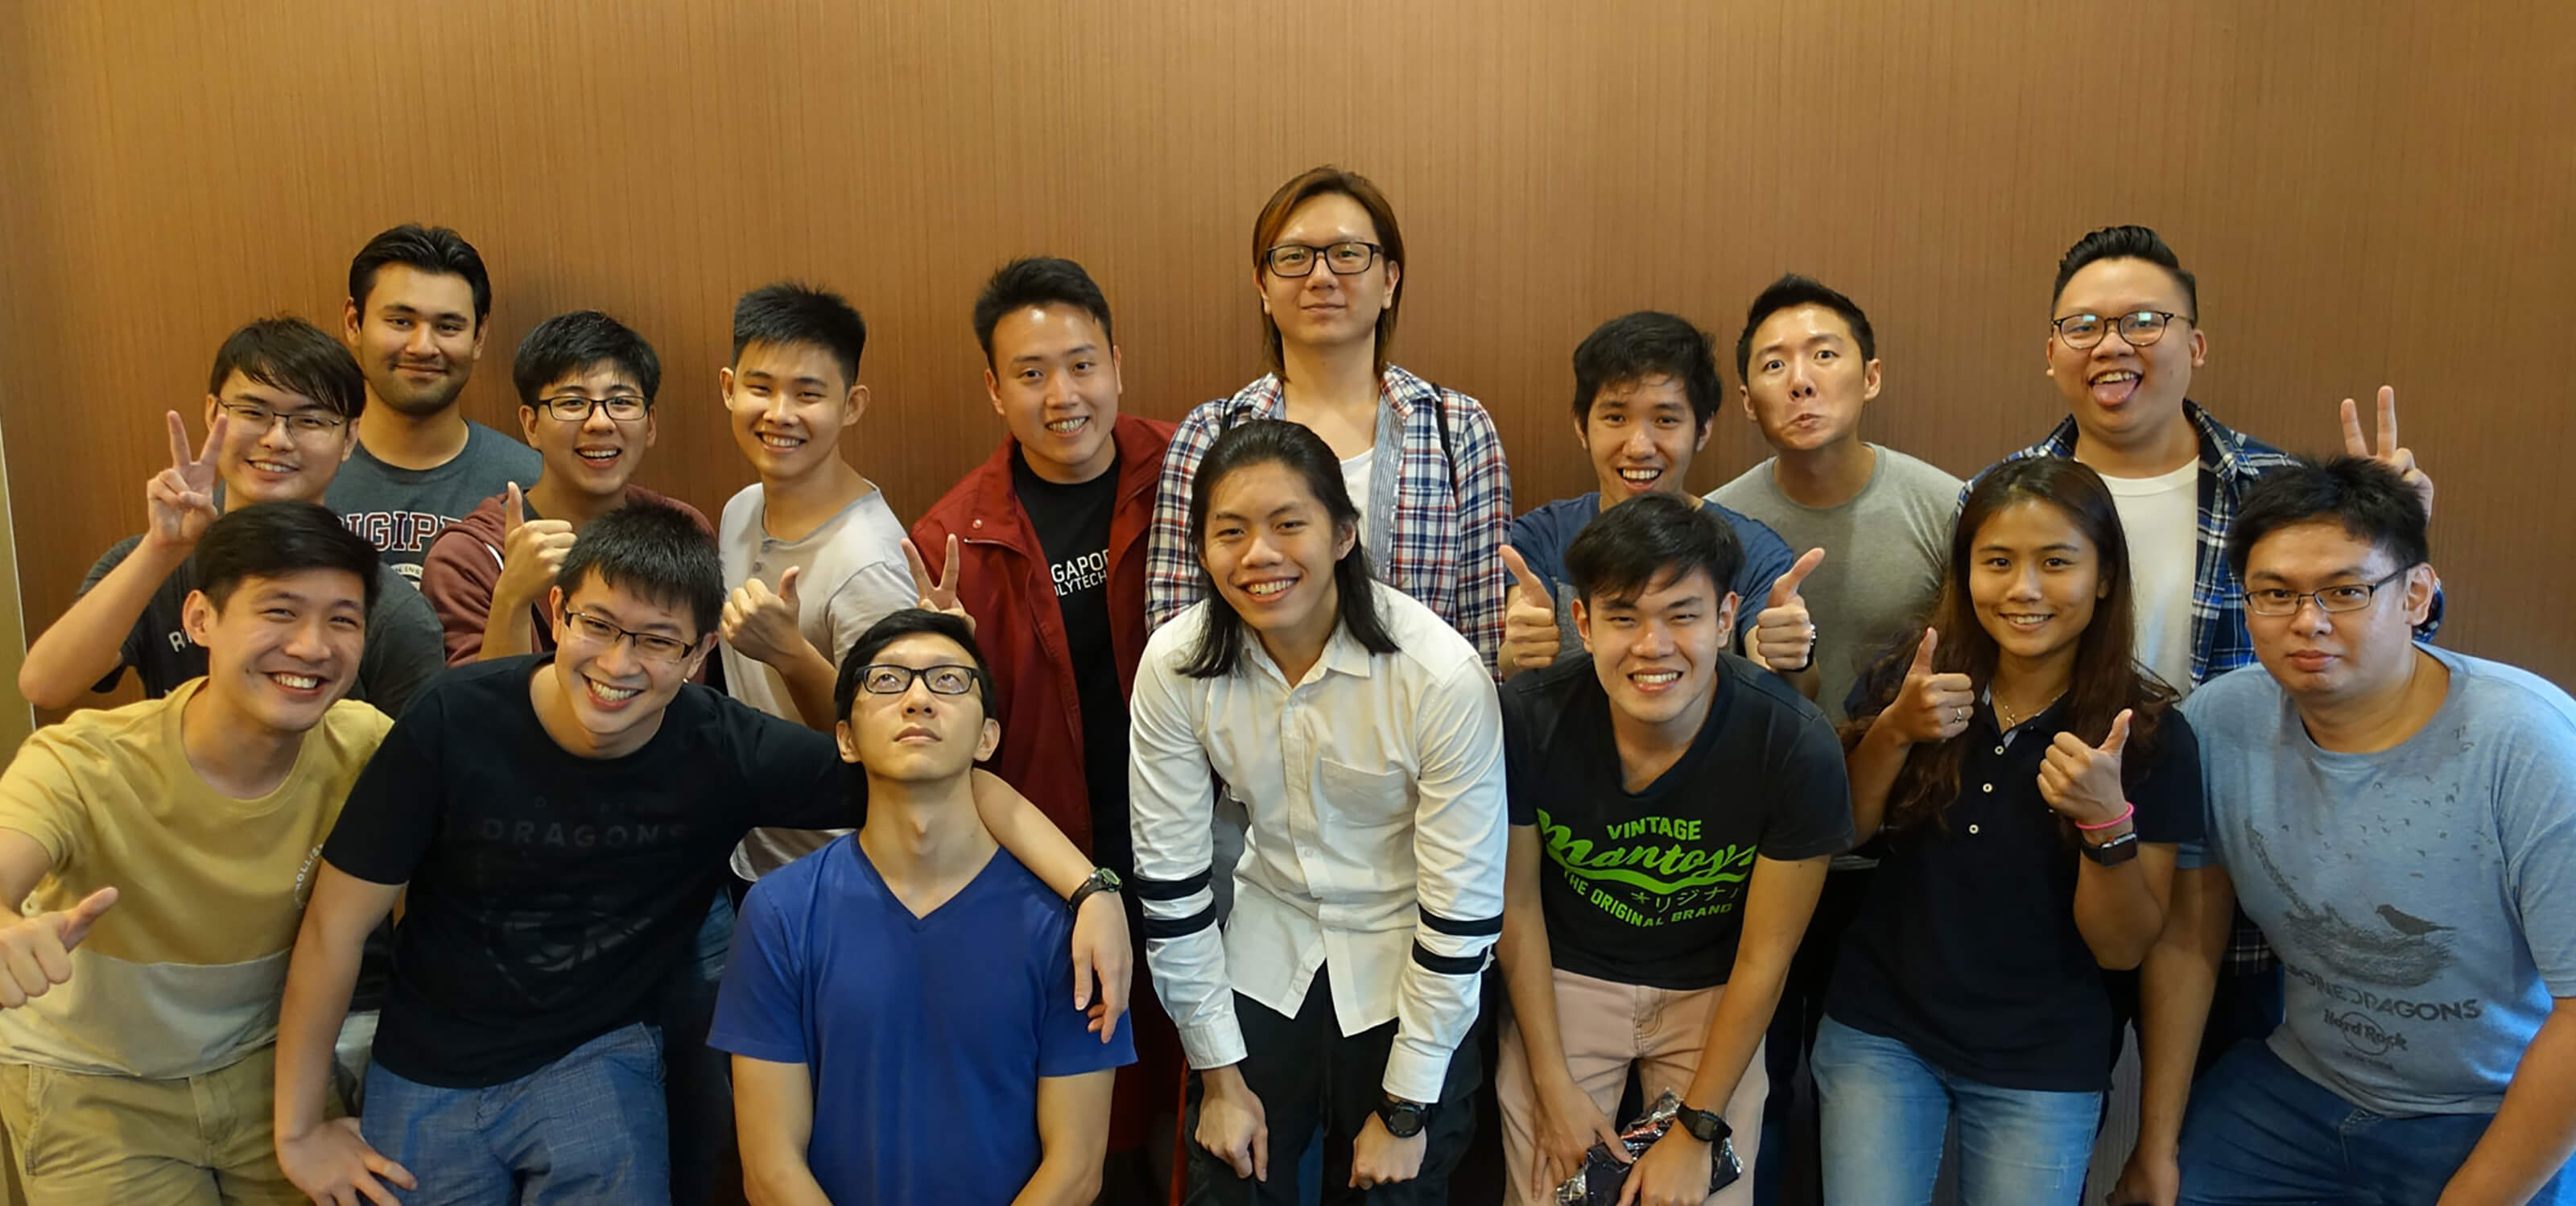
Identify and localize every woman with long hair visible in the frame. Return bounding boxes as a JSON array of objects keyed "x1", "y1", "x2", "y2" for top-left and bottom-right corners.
[
  {"x1": 1128, "y1": 419, "x2": 1509, "y2": 1203},
  {"x1": 1143, "y1": 165, "x2": 1513, "y2": 674},
  {"x1": 1812, "y1": 456, "x2": 2202, "y2": 1204}
]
